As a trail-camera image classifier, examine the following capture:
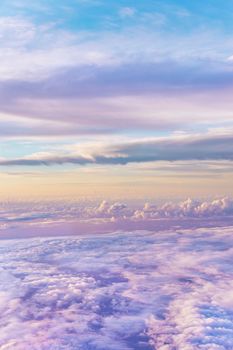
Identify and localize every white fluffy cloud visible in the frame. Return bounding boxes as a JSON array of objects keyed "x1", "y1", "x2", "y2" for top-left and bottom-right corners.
[
  {"x1": 133, "y1": 197, "x2": 233, "y2": 219},
  {"x1": 0, "y1": 197, "x2": 233, "y2": 231}
]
